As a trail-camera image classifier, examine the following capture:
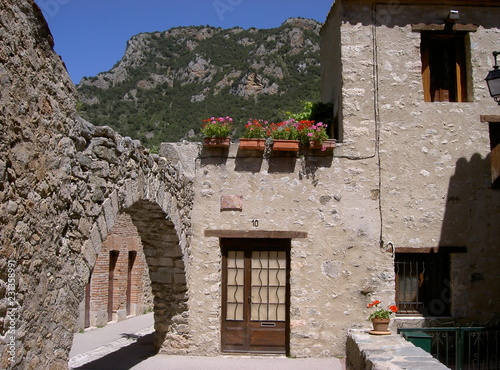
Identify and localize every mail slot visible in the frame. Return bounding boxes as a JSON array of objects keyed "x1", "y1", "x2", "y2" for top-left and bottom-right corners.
[{"x1": 261, "y1": 322, "x2": 276, "y2": 327}]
